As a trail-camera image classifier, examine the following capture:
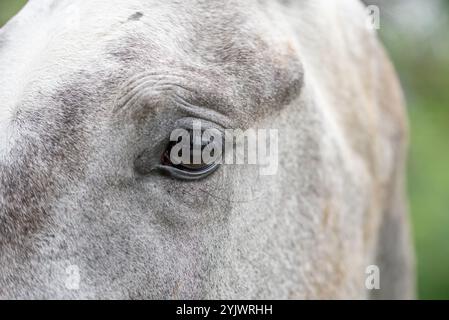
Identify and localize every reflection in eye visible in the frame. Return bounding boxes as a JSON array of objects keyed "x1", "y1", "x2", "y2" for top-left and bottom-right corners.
[{"x1": 157, "y1": 132, "x2": 221, "y2": 181}]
